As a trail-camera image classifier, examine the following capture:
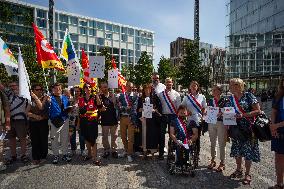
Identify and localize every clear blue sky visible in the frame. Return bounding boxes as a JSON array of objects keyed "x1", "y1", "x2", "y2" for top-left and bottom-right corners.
[{"x1": 24, "y1": 0, "x2": 227, "y2": 67}]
